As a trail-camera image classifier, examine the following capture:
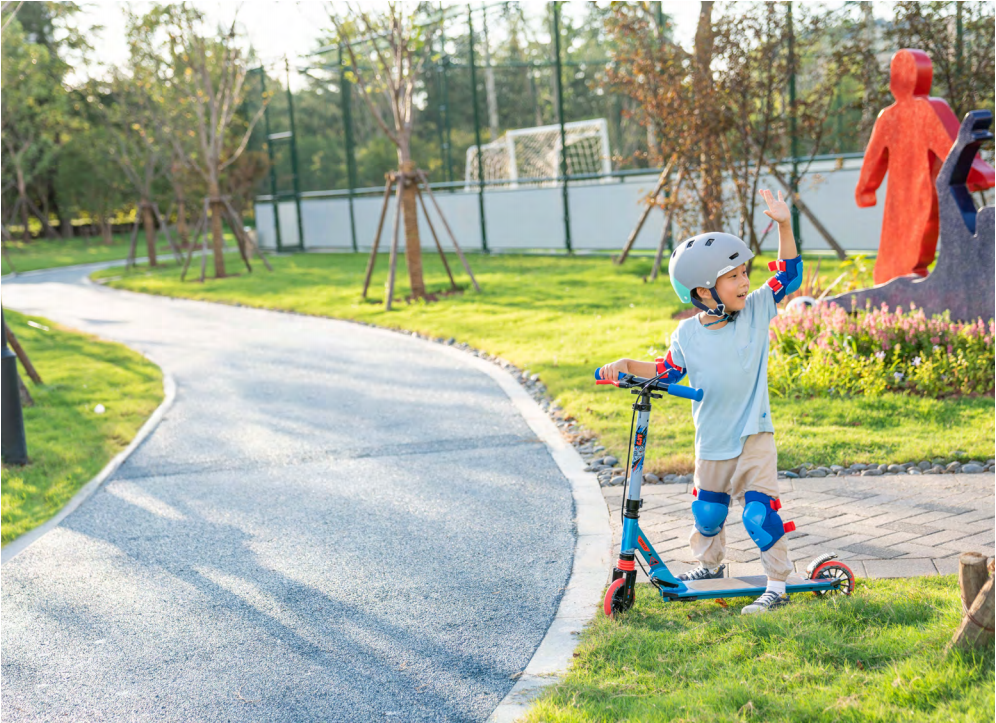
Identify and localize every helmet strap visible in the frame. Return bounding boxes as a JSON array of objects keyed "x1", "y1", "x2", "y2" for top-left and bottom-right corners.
[{"x1": 692, "y1": 287, "x2": 738, "y2": 326}]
